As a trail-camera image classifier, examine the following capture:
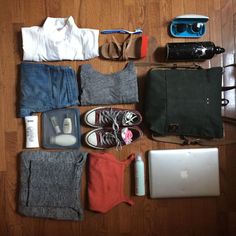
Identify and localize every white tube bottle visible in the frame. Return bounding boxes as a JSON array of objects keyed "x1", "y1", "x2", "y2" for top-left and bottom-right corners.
[
  {"x1": 134, "y1": 153, "x2": 145, "y2": 196},
  {"x1": 25, "y1": 115, "x2": 39, "y2": 148}
]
